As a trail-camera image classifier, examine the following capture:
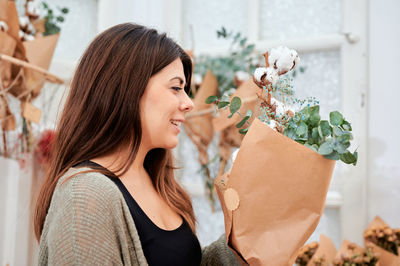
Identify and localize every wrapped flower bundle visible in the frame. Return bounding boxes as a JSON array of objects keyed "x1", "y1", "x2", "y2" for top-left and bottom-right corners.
[
  {"x1": 364, "y1": 216, "x2": 400, "y2": 265},
  {"x1": 295, "y1": 235, "x2": 337, "y2": 266},
  {"x1": 333, "y1": 240, "x2": 380, "y2": 266},
  {"x1": 208, "y1": 45, "x2": 357, "y2": 265}
]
